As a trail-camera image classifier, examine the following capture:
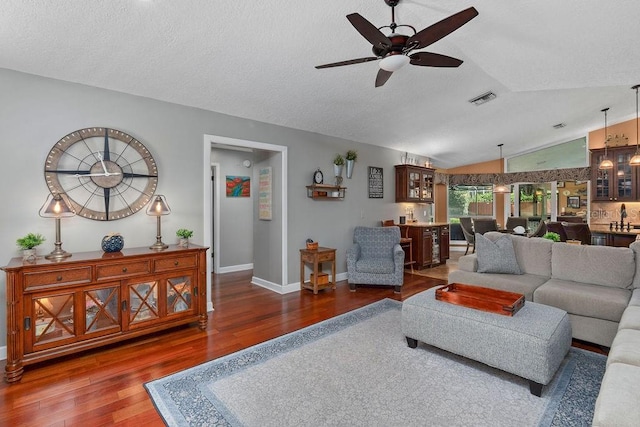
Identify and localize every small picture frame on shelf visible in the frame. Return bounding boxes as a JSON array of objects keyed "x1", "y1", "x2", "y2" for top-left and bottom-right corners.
[{"x1": 567, "y1": 196, "x2": 580, "y2": 209}]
